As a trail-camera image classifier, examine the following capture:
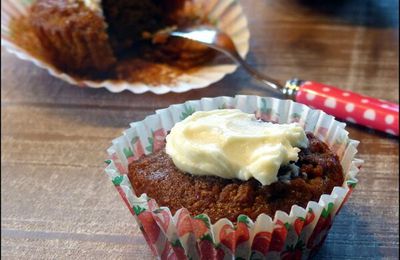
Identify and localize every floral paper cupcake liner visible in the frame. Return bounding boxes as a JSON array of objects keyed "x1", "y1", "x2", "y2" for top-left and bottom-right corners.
[
  {"x1": 104, "y1": 95, "x2": 363, "y2": 259},
  {"x1": 1, "y1": 0, "x2": 250, "y2": 94}
]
